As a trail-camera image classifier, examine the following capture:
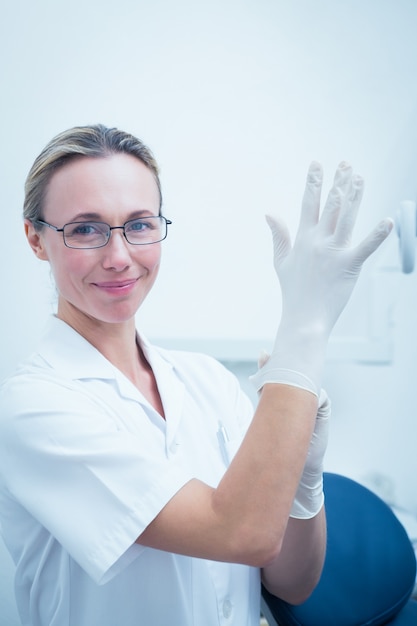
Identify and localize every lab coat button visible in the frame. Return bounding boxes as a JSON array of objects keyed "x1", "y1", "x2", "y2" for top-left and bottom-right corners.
[
  {"x1": 170, "y1": 441, "x2": 179, "y2": 455},
  {"x1": 222, "y1": 597, "x2": 233, "y2": 618}
]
